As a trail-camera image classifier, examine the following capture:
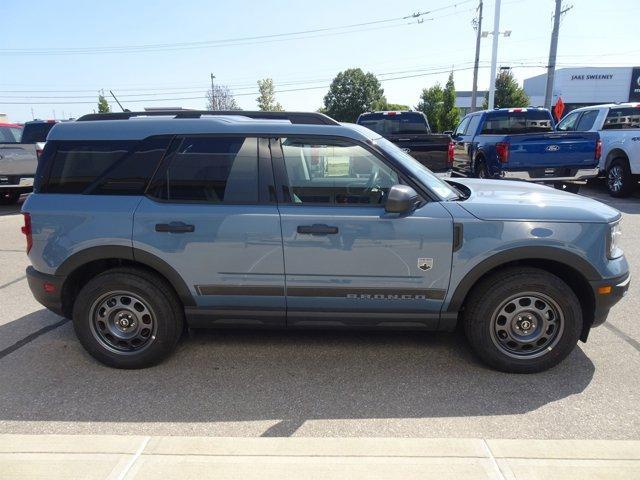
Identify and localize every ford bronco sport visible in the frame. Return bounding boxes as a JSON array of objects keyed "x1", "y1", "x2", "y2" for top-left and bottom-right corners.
[{"x1": 22, "y1": 111, "x2": 630, "y2": 372}]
